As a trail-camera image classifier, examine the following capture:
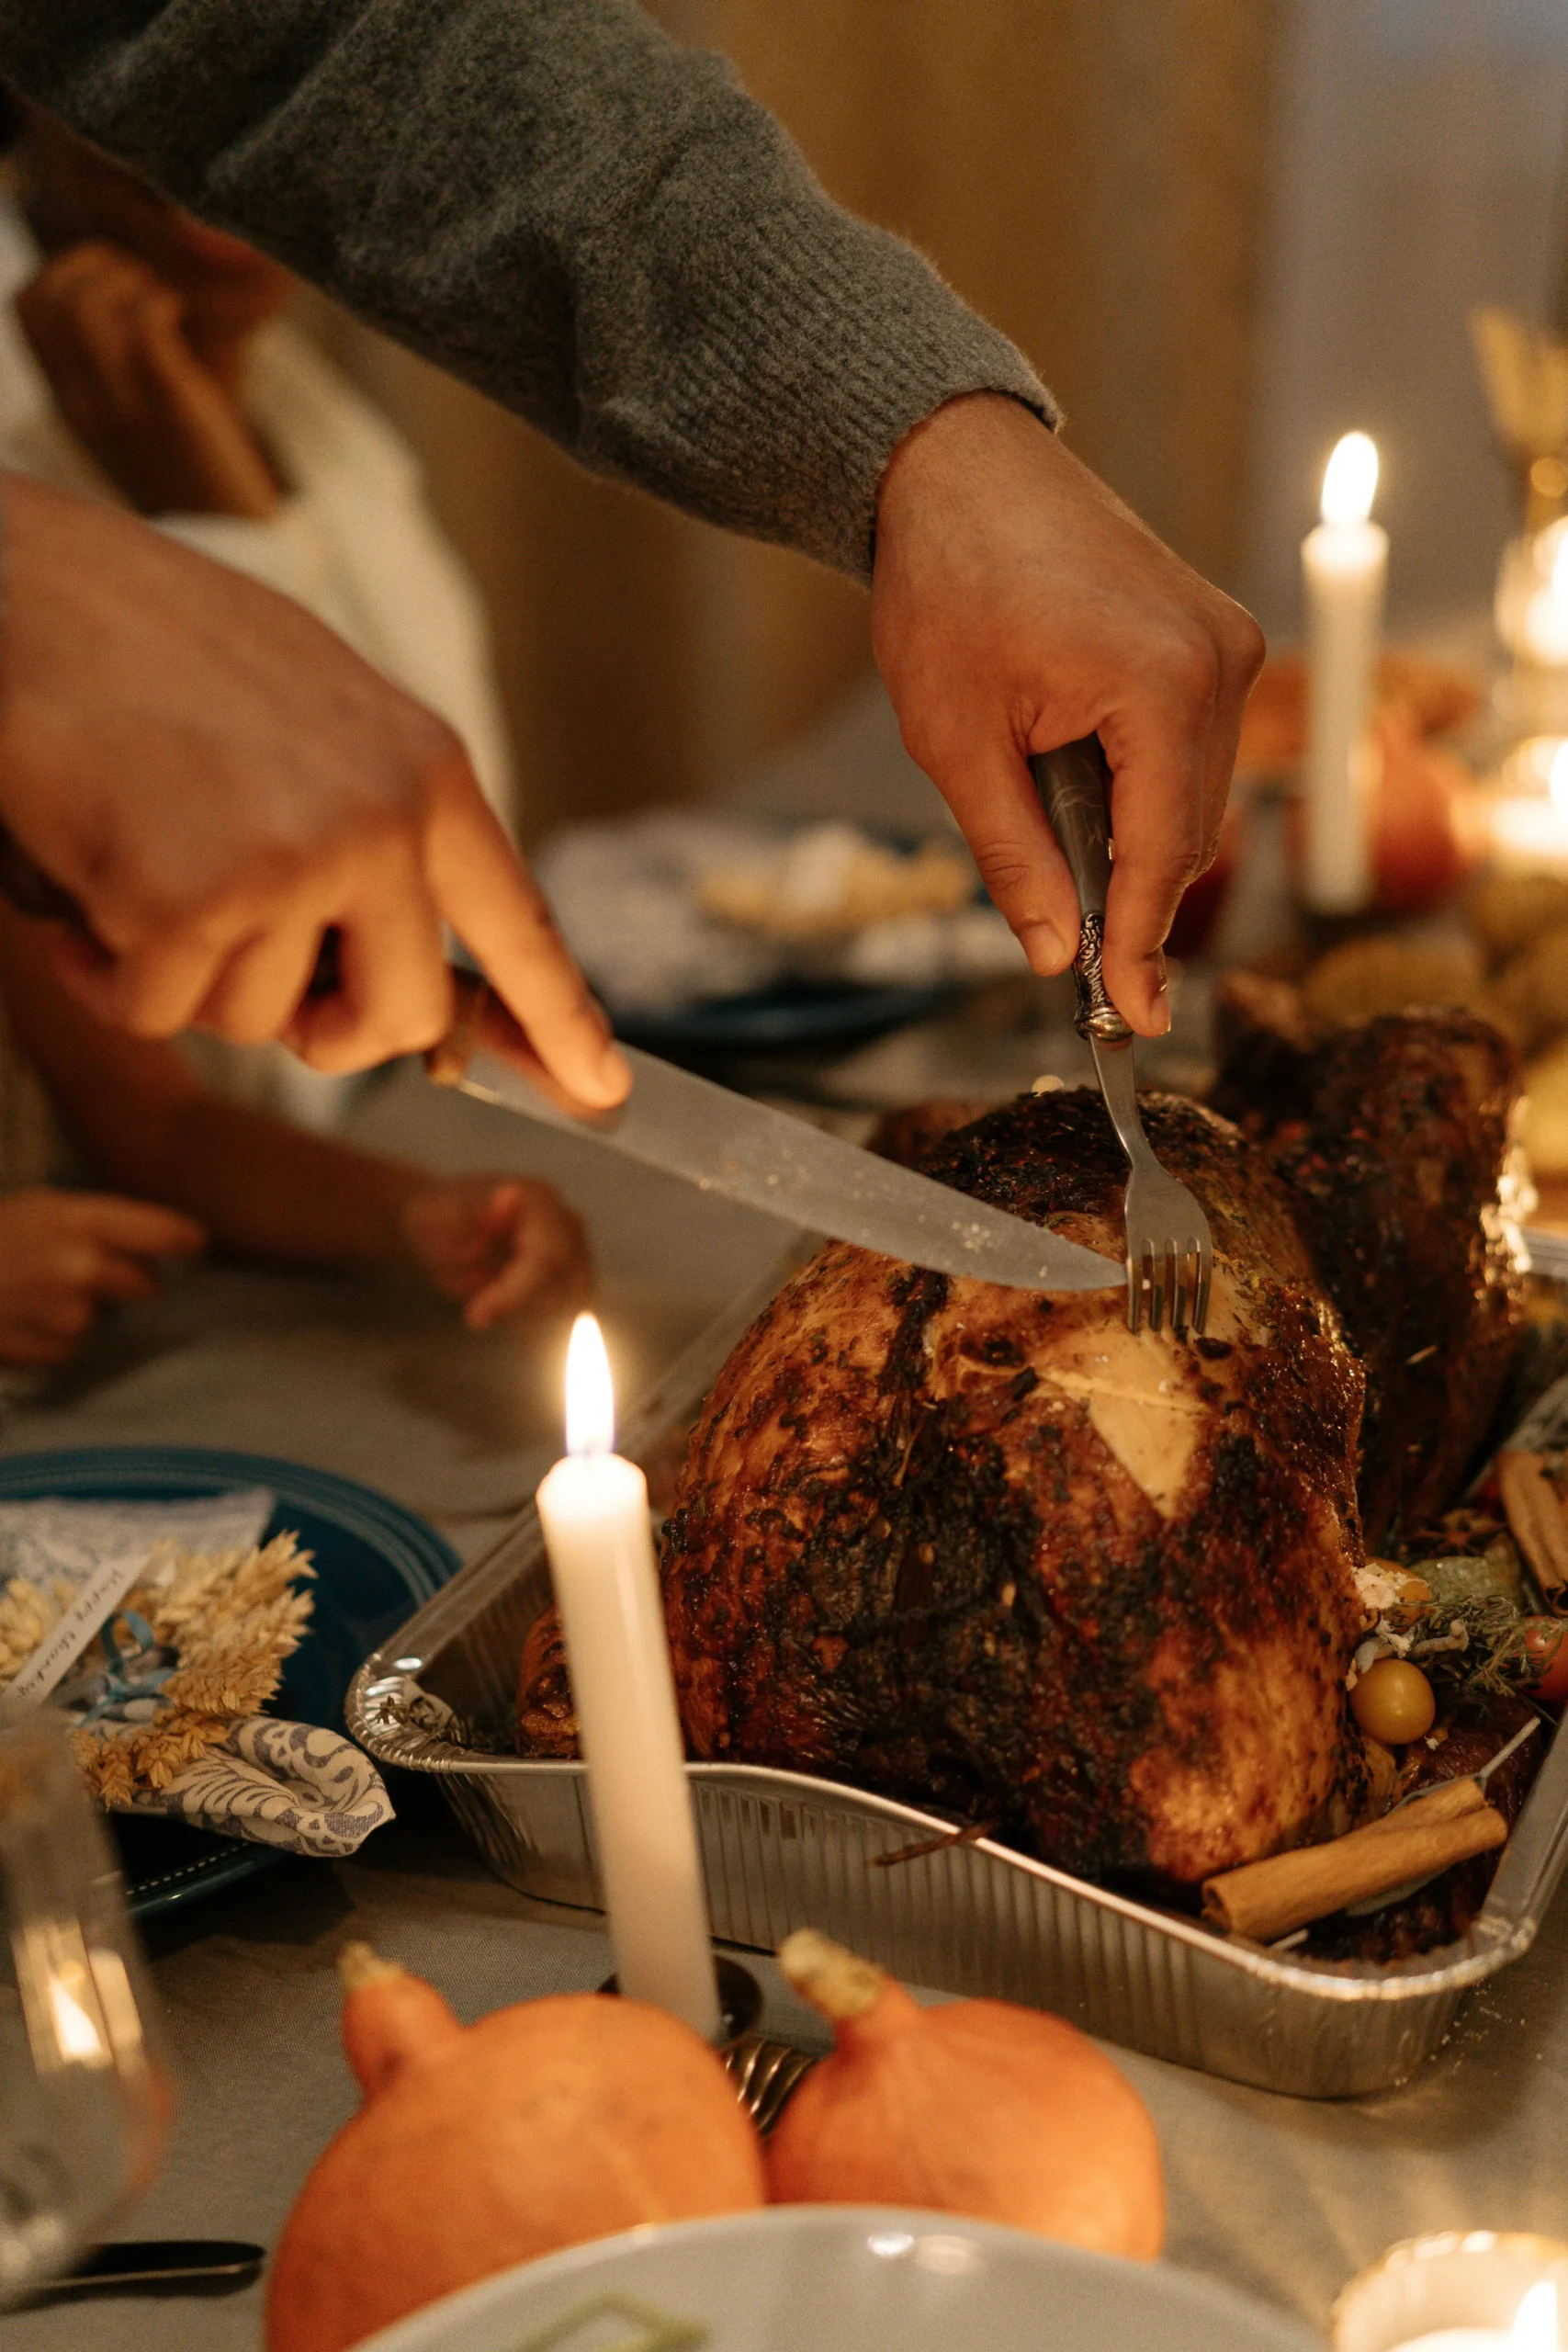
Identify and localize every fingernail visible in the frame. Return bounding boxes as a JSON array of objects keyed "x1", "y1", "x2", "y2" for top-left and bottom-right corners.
[
  {"x1": 598, "y1": 1041, "x2": 632, "y2": 1100},
  {"x1": 1018, "y1": 921, "x2": 1070, "y2": 976}
]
